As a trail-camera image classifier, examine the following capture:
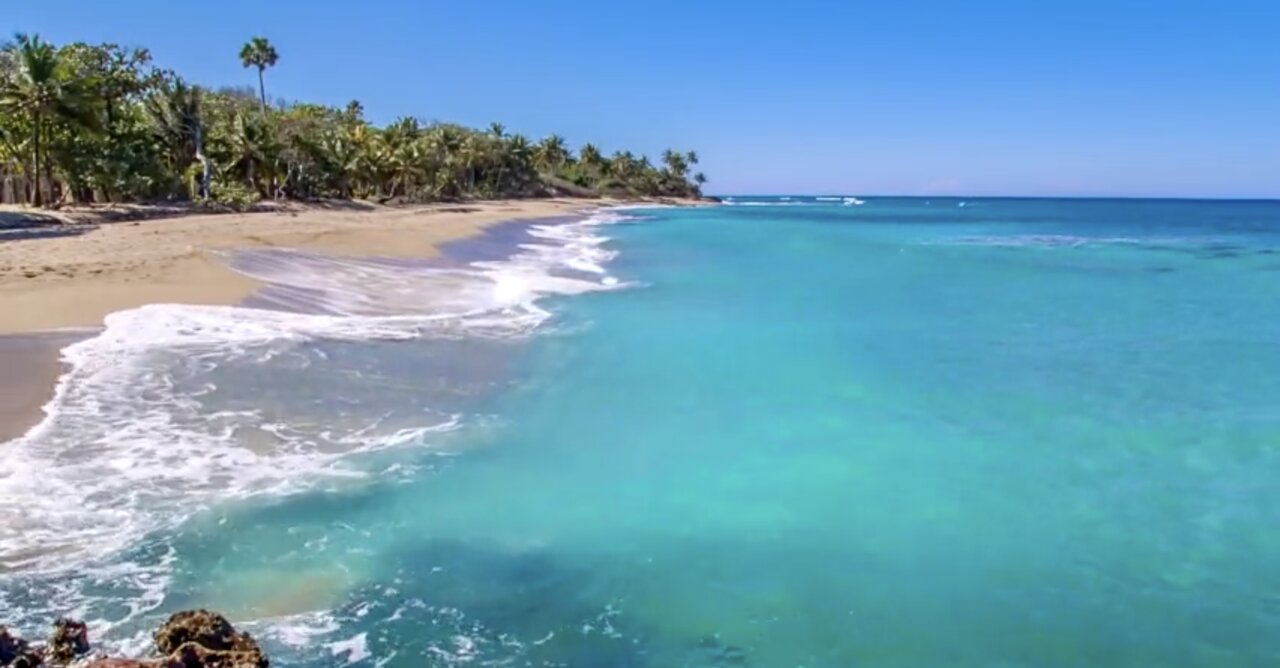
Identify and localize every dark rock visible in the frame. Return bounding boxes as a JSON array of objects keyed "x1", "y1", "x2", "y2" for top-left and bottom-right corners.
[
  {"x1": 9, "y1": 654, "x2": 42, "y2": 668},
  {"x1": 45, "y1": 618, "x2": 90, "y2": 665},
  {"x1": 169, "y1": 641, "x2": 264, "y2": 668},
  {"x1": 3, "y1": 611, "x2": 267, "y2": 668},
  {"x1": 153, "y1": 611, "x2": 265, "y2": 668},
  {"x1": 0, "y1": 626, "x2": 42, "y2": 668},
  {"x1": 0, "y1": 627, "x2": 28, "y2": 665}
]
